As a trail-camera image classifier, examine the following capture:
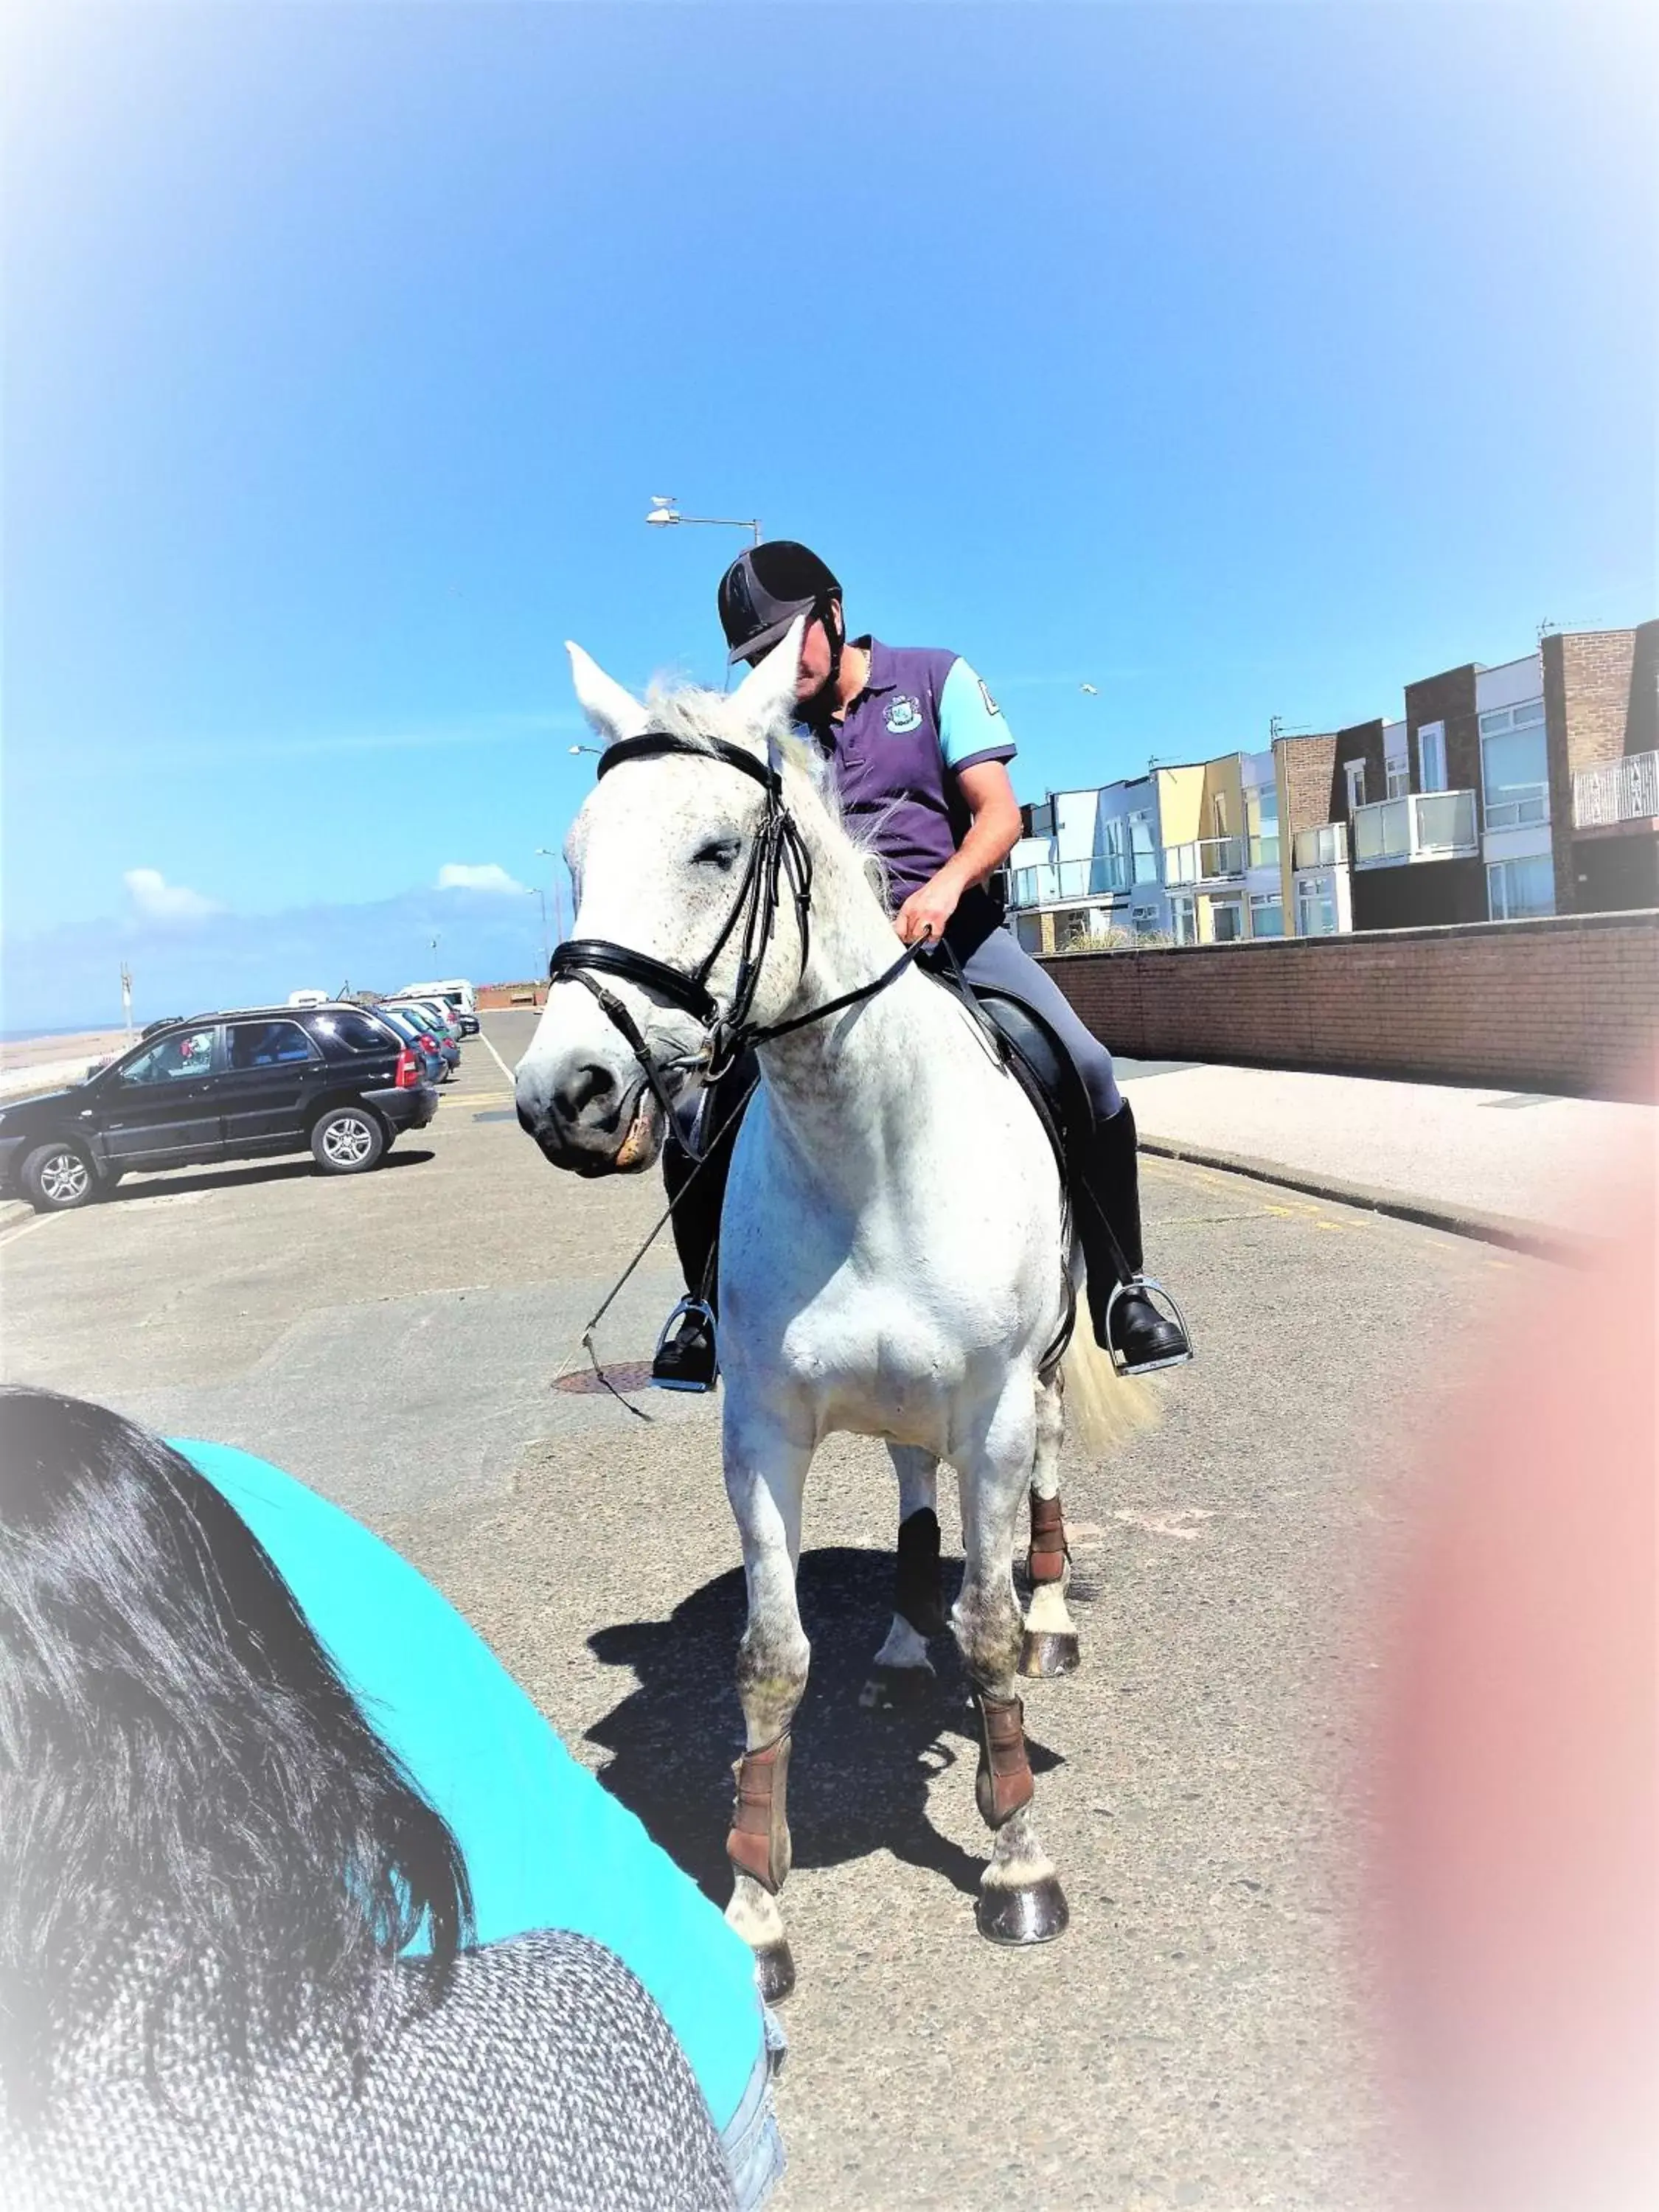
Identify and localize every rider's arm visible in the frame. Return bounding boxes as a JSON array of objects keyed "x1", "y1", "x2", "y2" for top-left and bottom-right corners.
[{"x1": 893, "y1": 661, "x2": 1021, "y2": 945}]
